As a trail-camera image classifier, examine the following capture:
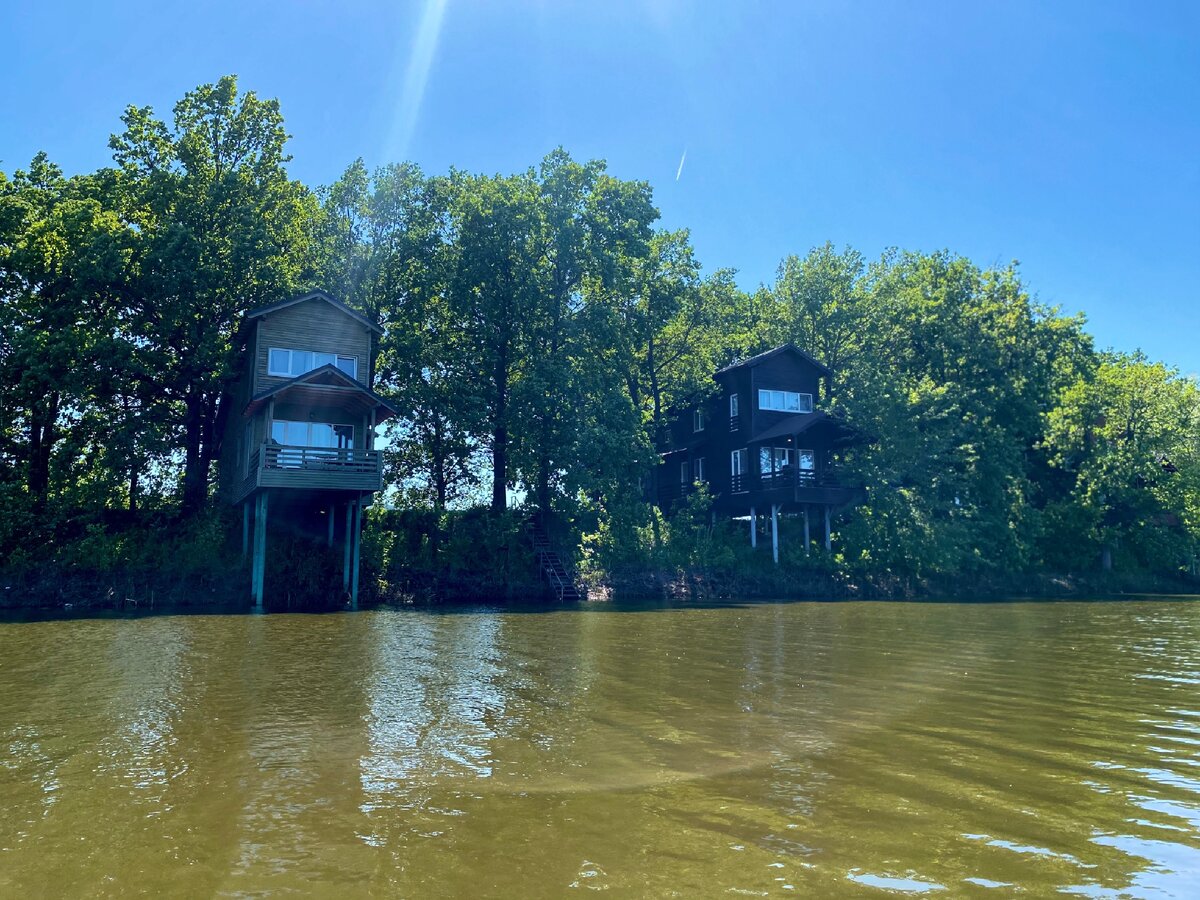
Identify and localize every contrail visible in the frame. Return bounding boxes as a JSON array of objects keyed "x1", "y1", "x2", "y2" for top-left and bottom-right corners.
[{"x1": 676, "y1": 148, "x2": 687, "y2": 181}]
